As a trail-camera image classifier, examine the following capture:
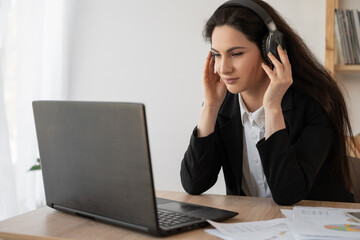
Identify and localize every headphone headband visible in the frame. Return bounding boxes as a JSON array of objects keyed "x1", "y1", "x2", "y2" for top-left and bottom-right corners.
[{"x1": 217, "y1": 0, "x2": 277, "y2": 32}]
